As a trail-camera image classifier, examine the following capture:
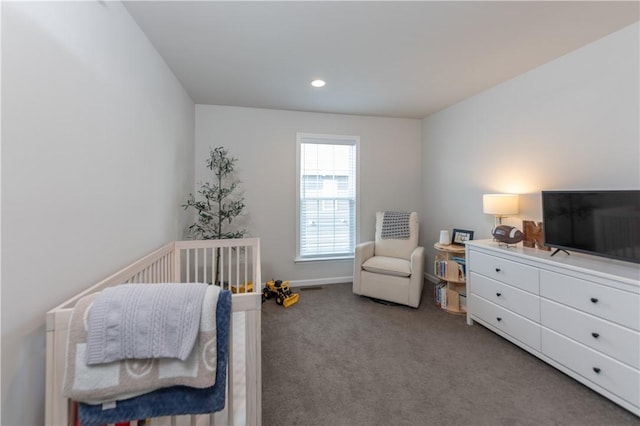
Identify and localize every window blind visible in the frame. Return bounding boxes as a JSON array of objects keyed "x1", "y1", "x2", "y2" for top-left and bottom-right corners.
[{"x1": 297, "y1": 133, "x2": 358, "y2": 259}]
